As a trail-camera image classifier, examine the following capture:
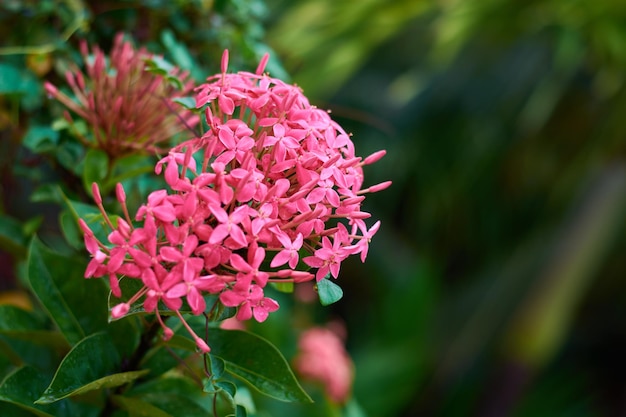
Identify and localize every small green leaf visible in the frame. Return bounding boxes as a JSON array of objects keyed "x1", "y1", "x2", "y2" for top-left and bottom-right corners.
[
  {"x1": 144, "y1": 57, "x2": 183, "y2": 90},
  {"x1": 207, "y1": 329, "x2": 312, "y2": 403},
  {"x1": 317, "y1": 276, "x2": 344, "y2": 306},
  {"x1": 210, "y1": 354, "x2": 226, "y2": 379},
  {"x1": 22, "y1": 126, "x2": 59, "y2": 153},
  {"x1": 171, "y1": 96, "x2": 197, "y2": 110},
  {"x1": 36, "y1": 332, "x2": 148, "y2": 403},
  {"x1": 82, "y1": 149, "x2": 109, "y2": 194},
  {"x1": 26, "y1": 237, "x2": 109, "y2": 345},
  {"x1": 216, "y1": 380, "x2": 237, "y2": 397}
]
